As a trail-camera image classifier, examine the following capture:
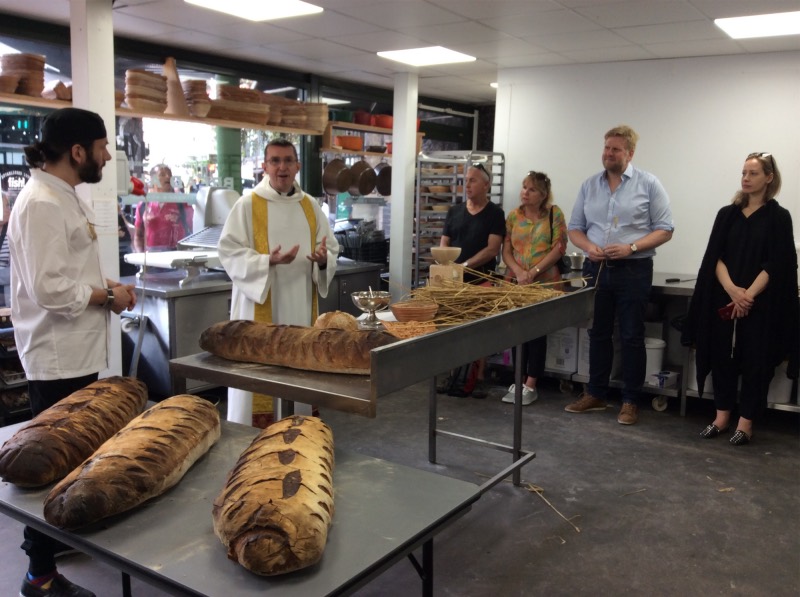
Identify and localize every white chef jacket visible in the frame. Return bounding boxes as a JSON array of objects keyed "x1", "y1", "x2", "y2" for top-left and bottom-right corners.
[
  {"x1": 218, "y1": 178, "x2": 338, "y2": 423},
  {"x1": 8, "y1": 169, "x2": 108, "y2": 380}
]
